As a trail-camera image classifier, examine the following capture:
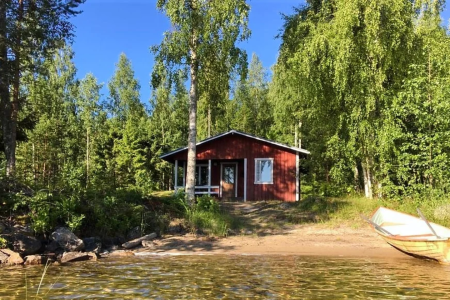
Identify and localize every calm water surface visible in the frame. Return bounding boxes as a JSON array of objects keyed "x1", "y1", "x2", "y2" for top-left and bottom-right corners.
[{"x1": 1, "y1": 254, "x2": 450, "y2": 299}]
